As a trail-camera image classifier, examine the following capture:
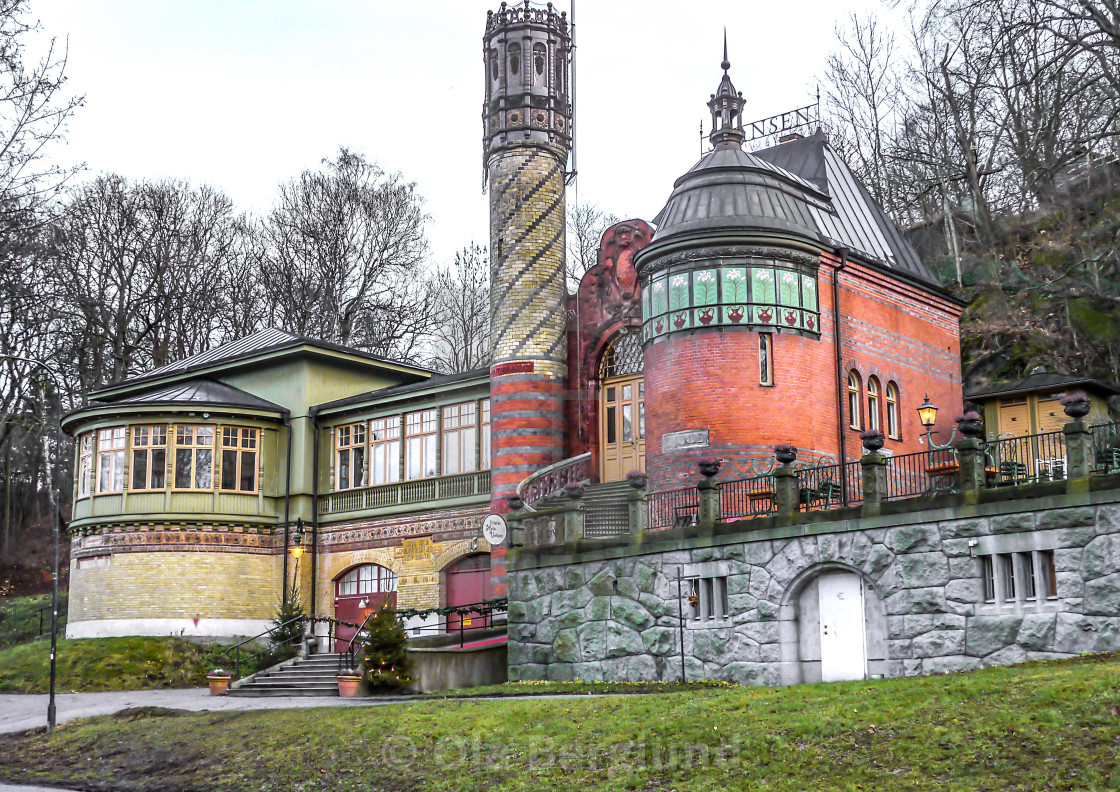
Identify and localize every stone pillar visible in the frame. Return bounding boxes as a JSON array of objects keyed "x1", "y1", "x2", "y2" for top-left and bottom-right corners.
[
  {"x1": 697, "y1": 478, "x2": 722, "y2": 531},
  {"x1": 1064, "y1": 419, "x2": 1094, "y2": 480},
  {"x1": 562, "y1": 485, "x2": 585, "y2": 543},
  {"x1": 956, "y1": 438, "x2": 987, "y2": 492},
  {"x1": 627, "y1": 487, "x2": 648, "y2": 534},
  {"x1": 860, "y1": 453, "x2": 887, "y2": 517},
  {"x1": 773, "y1": 467, "x2": 799, "y2": 516}
]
